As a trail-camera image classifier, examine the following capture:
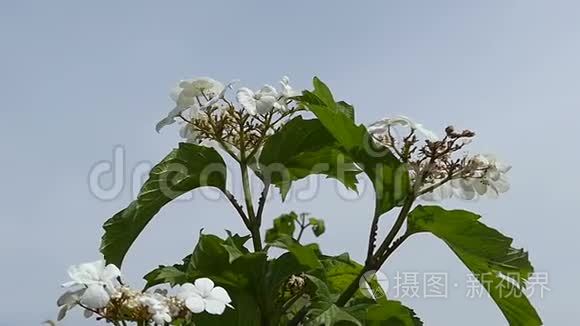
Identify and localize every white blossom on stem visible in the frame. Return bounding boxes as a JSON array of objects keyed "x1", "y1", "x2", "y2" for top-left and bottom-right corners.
[
  {"x1": 236, "y1": 85, "x2": 282, "y2": 115},
  {"x1": 60, "y1": 260, "x2": 121, "y2": 309},
  {"x1": 156, "y1": 77, "x2": 224, "y2": 132},
  {"x1": 420, "y1": 154, "x2": 511, "y2": 201},
  {"x1": 177, "y1": 278, "x2": 233, "y2": 315}
]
